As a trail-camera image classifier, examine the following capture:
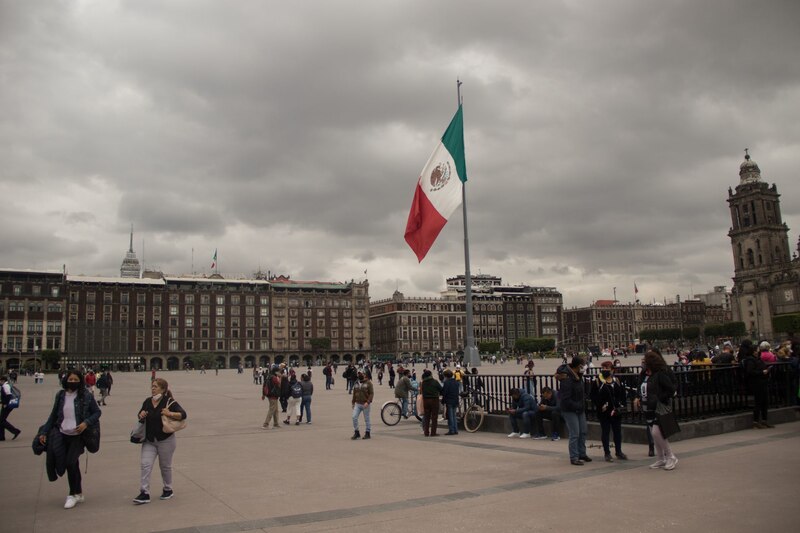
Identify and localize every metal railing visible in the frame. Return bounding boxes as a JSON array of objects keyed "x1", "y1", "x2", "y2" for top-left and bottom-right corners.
[{"x1": 465, "y1": 363, "x2": 798, "y2": 424}]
